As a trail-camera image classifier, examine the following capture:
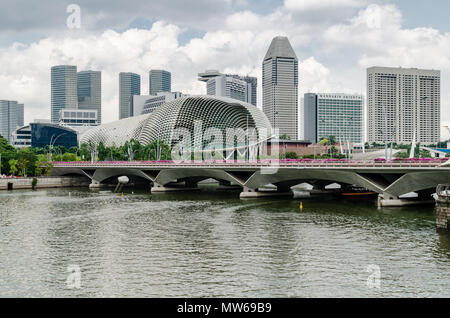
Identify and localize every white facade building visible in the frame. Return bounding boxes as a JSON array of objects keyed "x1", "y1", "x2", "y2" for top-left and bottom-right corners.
[
  {"x1": 206, "y1": 75, "x2": 252, "y2": 105},
  {"x1": 199, "y1": 70, "x2": 257, "y2": 106},
  {"x1": 262, "y1": 36, "x2": 298, "y2": 140},
  {"x1": 59, "y1": 109, "x2": 99, "y2": 127},
  {"x1": 367, "y1": 67, "x2": 440, "y2": 145},
  {"x1": 129, "y1": 92, "x2": 184, "y2": 117}
]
